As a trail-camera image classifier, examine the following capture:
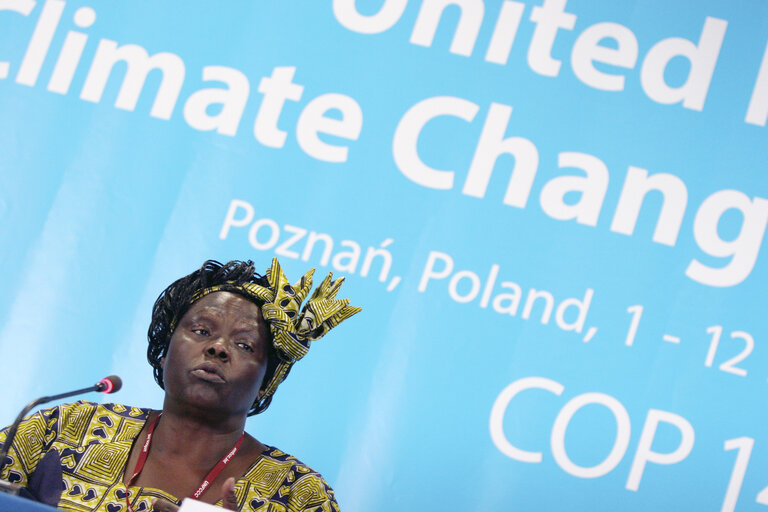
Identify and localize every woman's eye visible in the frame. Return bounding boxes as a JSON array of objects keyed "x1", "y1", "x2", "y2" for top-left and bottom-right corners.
[
  {"x1": 236, "y1": 342, "x2": 254, "y2": 353},
  {"x1": 192, "y1": 328, "x2": 210, "y2": 336}
]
